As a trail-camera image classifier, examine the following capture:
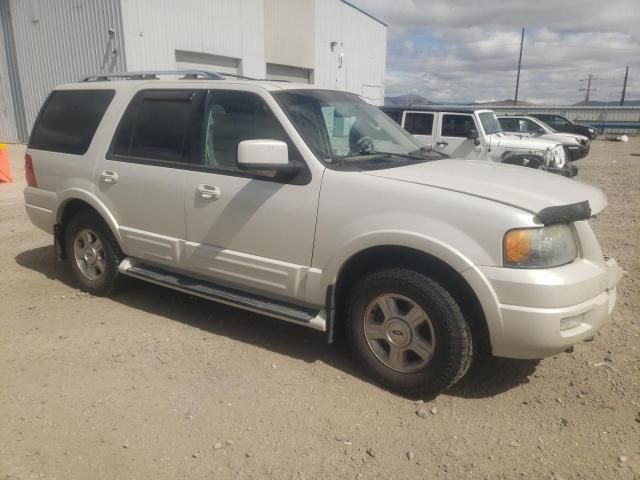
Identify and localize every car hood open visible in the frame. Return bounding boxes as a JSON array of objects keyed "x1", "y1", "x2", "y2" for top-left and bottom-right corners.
[{"x1": 364, "y1": 159, "x2": 607, "y2": 221}]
